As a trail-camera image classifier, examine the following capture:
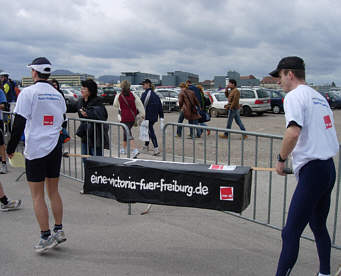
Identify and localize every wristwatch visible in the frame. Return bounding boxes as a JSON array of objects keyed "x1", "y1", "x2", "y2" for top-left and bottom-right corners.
[{"x1": 277, "y1": 154, "x2": 286, "y2": 163}]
